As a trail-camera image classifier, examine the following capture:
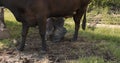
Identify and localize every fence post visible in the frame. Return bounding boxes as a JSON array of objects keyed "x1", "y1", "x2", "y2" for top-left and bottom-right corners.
[{"x1": 0, "y1": 7, "x2": 10, "y2": 39}]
